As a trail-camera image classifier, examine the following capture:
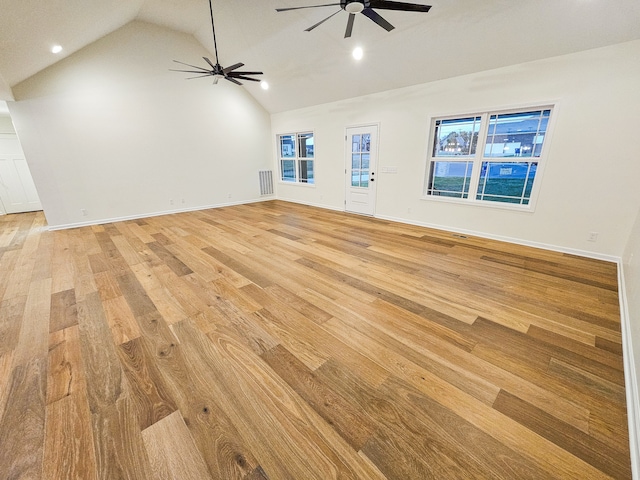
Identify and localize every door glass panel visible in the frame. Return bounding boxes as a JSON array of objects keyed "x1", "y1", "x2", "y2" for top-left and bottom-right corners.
[
  {"x1": 361, "y1": 134, "x2": 371, "y2": 152},
  {"x1": 349, "y1": 132, "x2": 372, "y2": 189},
  {"x1": 360, "y1": 170, "x2": 369, "y2": 187}
]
